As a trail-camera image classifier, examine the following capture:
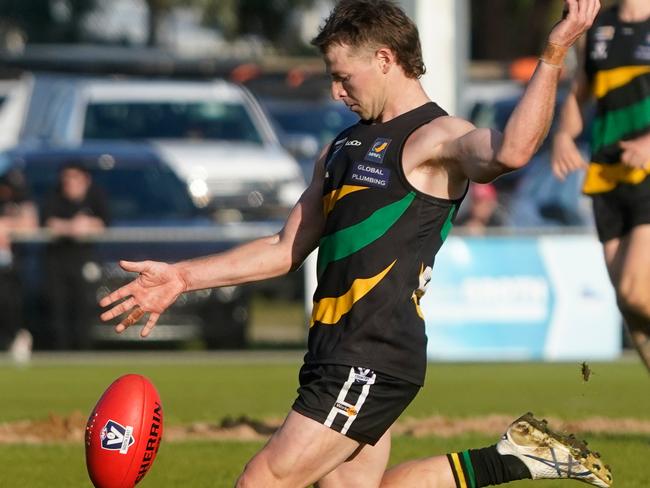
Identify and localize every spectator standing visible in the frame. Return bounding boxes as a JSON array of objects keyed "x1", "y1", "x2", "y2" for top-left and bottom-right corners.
[
  {"x1": 0, "y1": 168, "x2": 38, "y2": 360},
  {"x1": 42, "y1": 163, "x2": 109, "y2": 350}
]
